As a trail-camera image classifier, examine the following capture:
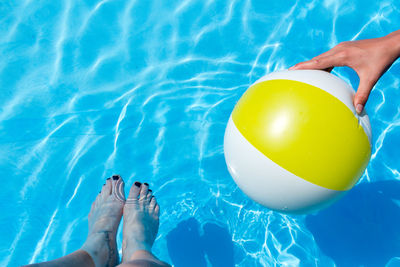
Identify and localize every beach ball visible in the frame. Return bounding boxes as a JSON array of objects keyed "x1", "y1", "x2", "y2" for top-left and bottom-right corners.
[{"x1": 224, "y1": 70, "x2": 372, "y2": 214}]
